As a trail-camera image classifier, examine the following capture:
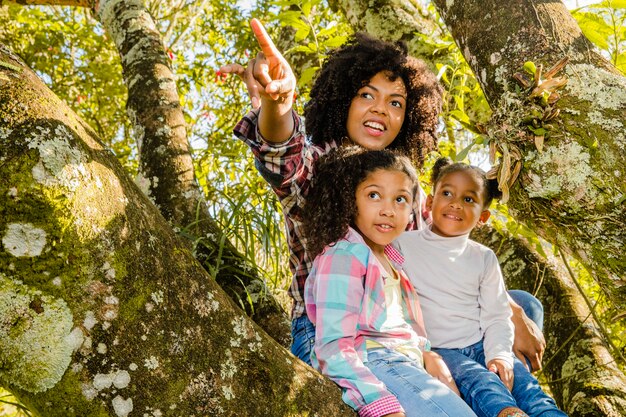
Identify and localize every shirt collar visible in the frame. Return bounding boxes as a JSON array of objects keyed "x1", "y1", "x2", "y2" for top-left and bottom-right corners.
[{"x1": 344, "y1": 227, "x2": 405, "y2": 267}]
